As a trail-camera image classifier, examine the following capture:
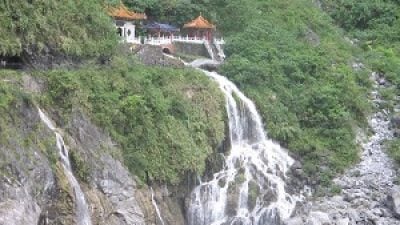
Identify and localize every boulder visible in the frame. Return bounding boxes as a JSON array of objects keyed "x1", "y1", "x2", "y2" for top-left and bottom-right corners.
[
  {"x1": 393, "y1": 129, "x2": 400, "y2": 138},
  {"x1": 387, "y1": 186, "x2": 400, "y2": 219},
  {"x1": 307, "y1": 211, "x2": 331, "y2": 225},
  {"x1": 378, "y1": 78, "x2": 386, "y2": 86},
  {"x1": 336, "y1": 217, "x2": 350, "y2": 225},
  {"x1": 391, "y1": 114, "x2": 400, "y2": 129},
  {"x1": 292, "y1": 161, "x2": 302, "y2": 170},
  {"x1": 305, "y1": 28, "x2": 320, "y2": 47},
  {"x1": 284, "y1": 217, "x2": 304, "y2": 225}
]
